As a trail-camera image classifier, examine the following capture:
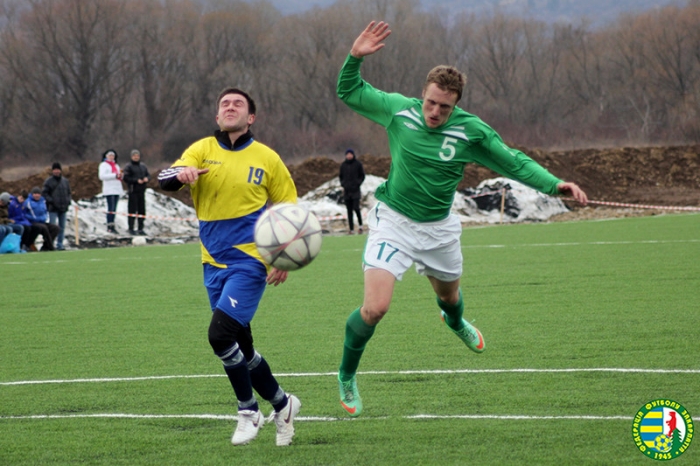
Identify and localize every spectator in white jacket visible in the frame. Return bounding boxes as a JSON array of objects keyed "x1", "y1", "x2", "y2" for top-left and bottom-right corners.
[{"x1": 98, "y1": 149, "x2": 124, "y2": 234}]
